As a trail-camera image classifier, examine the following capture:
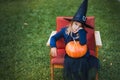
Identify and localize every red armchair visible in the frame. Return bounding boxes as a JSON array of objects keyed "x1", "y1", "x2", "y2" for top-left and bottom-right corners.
[{"x1": 47, "y1": 16, "x2": 102, "y2": 80}]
